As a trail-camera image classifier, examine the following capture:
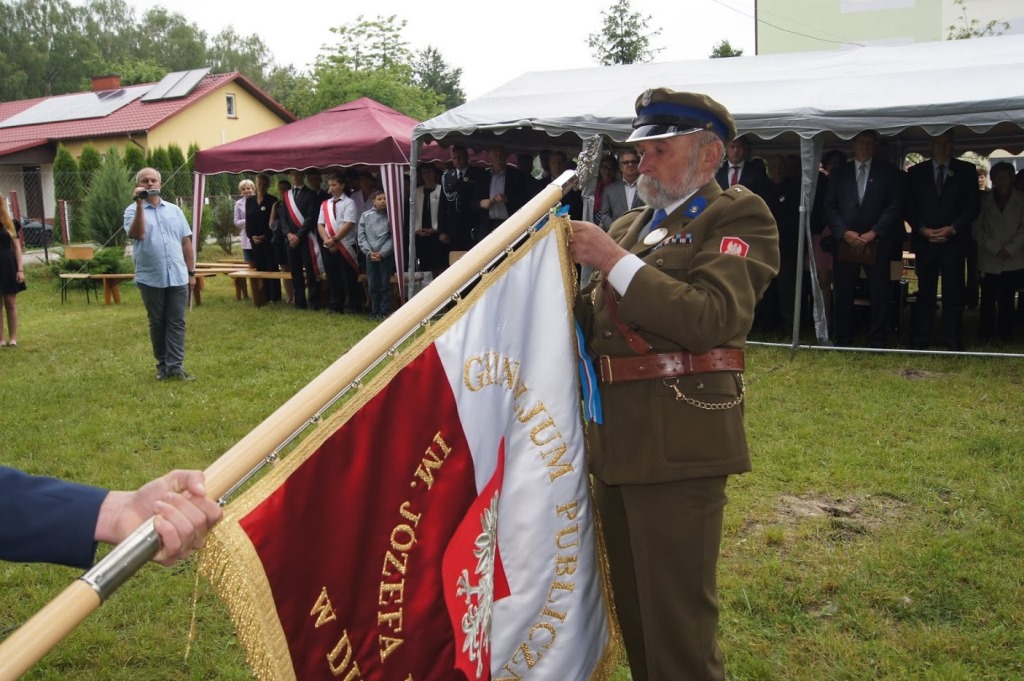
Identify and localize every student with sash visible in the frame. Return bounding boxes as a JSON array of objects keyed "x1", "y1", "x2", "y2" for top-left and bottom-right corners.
[
  {"x1": 317, "y1": 173, "x2": 362, "y2": 314},
  {"x1": 280, "y1": 170, "x2": 324, "y2": 310}
]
